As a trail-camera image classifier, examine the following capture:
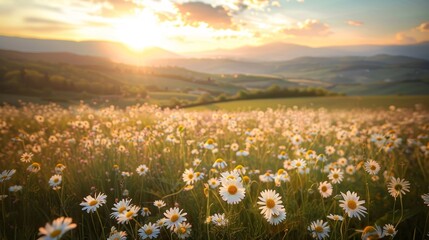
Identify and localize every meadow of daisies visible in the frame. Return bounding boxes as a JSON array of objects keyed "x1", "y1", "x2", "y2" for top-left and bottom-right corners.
[{"x1": 0, "y1": 102, "x2": 428, "y2": 239}]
